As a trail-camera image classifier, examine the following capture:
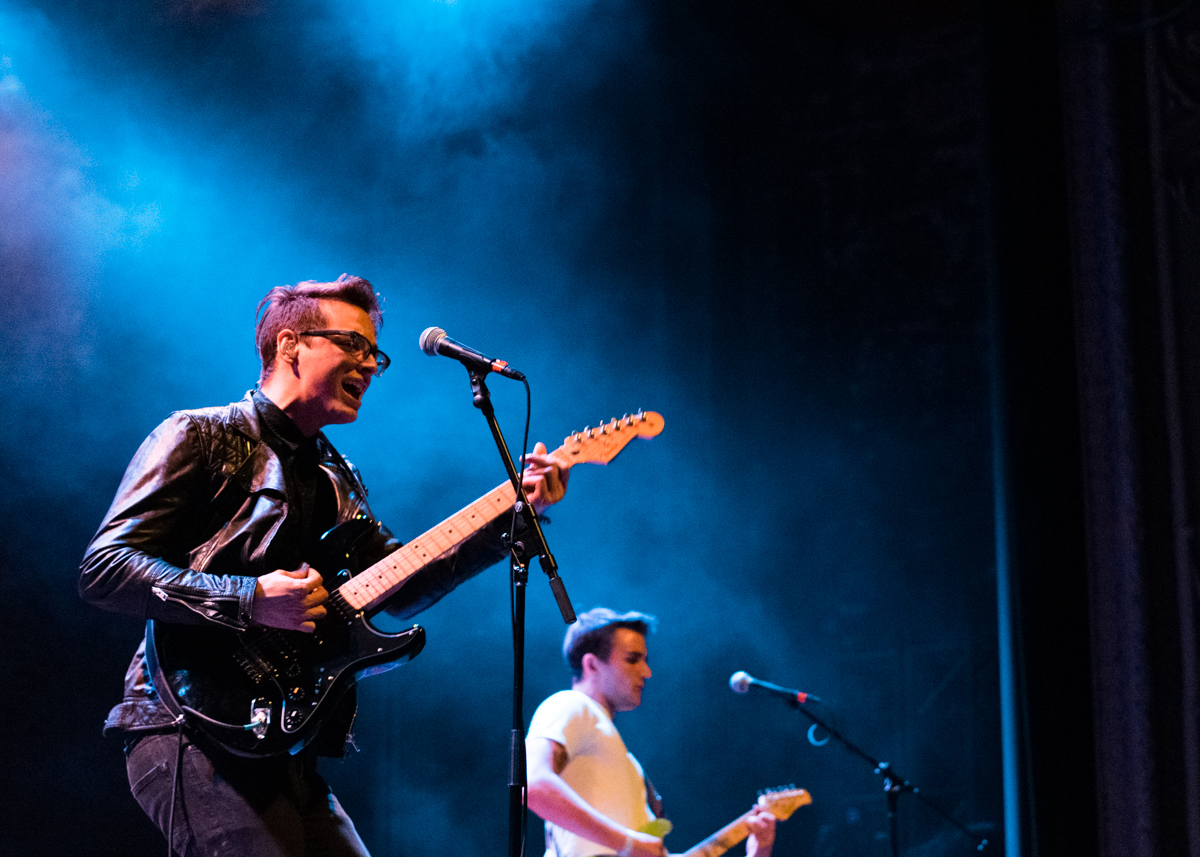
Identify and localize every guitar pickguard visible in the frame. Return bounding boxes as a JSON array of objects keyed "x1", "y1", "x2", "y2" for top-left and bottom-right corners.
[{"x1": 149, "y1": 519, "x2": 426, "y2": 757}]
